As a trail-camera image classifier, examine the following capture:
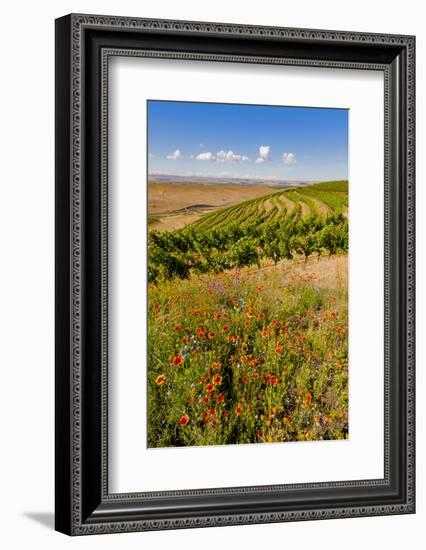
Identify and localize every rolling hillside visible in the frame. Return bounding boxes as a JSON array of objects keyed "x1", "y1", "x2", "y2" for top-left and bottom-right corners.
[
  {"x1": 187, "y1": 180, "x2": 348, "y2": 232},
  {"x1": 148, "y1": 181, "x2": 348, "y2": 283}
]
